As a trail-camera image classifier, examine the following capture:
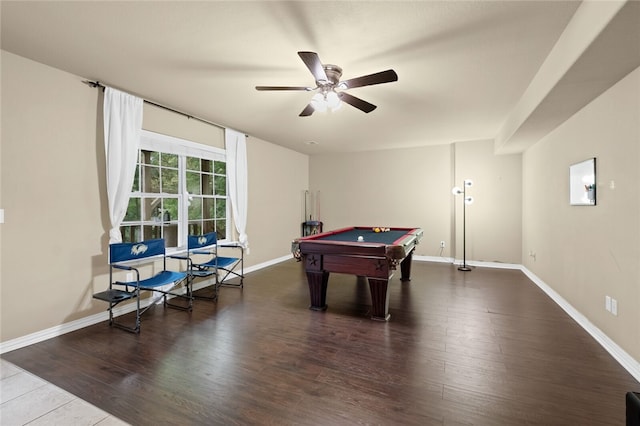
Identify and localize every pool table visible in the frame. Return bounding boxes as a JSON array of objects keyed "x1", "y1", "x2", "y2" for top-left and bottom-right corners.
[{"x1": 292, "y1": 226, "x2": 423, "y2": 321}]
